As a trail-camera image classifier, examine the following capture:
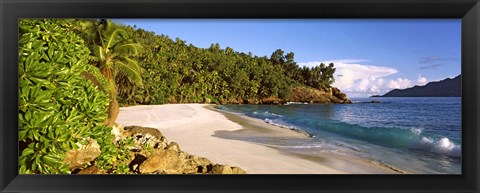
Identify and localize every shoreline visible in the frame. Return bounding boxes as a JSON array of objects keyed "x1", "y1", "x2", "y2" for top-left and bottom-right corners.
[
  {"x1": 210, "y1": 105, "x2": 407, "y2": 174},
  {"x1": 116, "y1": 104, "x2": 400, "y2": 174}
]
